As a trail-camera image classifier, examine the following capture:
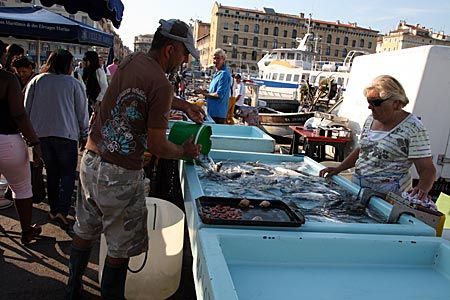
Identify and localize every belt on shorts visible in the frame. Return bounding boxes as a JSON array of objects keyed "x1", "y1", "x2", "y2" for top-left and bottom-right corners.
[{"x1": 86, "y1": 150, "x2": 112, "y2": 164}]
